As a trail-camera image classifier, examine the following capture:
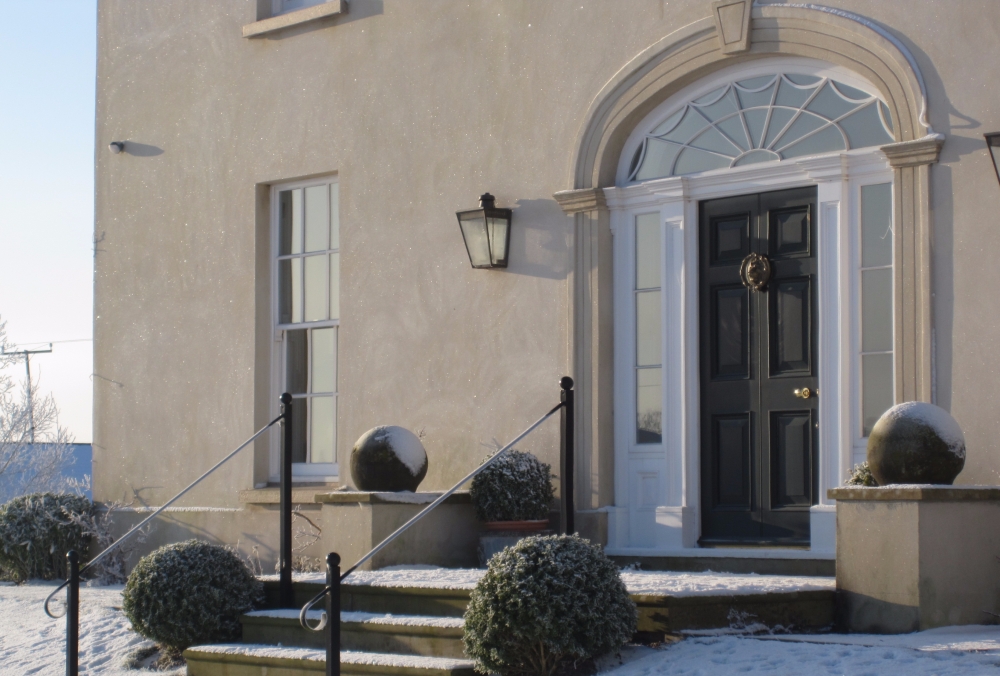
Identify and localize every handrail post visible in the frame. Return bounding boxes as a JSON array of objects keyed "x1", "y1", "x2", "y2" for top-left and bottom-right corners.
[
  {"x1": 560, "y1": 377, "x2": 575, "y2": 536},
  {"x1": 326, "y1": 553, "x2": 341, "y2": 676},
  {"x1": 66, "y1": 550, "x2": 79, "y2": 676},
  {"x1": 280, "y1": 393, "x2": 294, "y2": 607}
]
